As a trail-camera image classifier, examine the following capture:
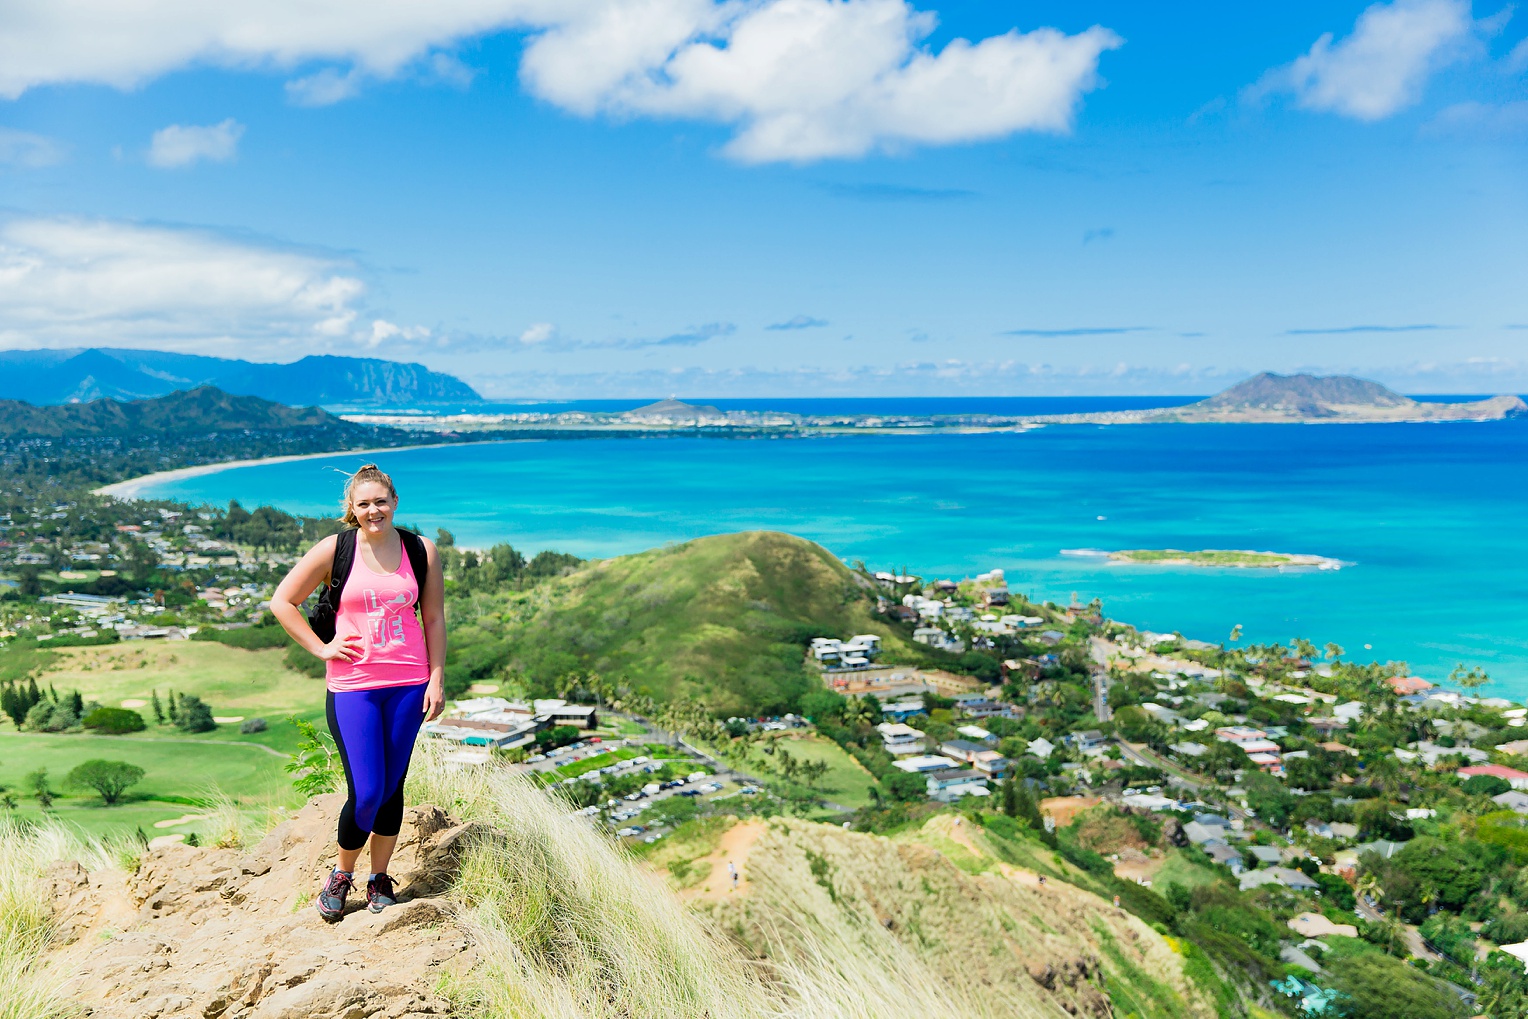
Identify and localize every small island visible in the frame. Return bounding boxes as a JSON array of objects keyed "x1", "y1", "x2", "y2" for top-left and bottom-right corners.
[{"x1": 1106, "y1": 548, "x2": 1346, "y2": 569}]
